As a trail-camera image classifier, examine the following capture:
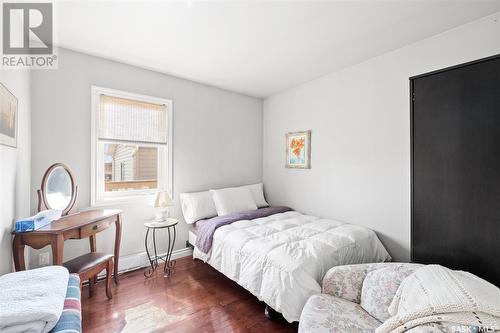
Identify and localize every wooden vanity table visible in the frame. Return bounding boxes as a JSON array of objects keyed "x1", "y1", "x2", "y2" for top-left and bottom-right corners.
[
  {"x1": 12, "y1": 209, "x2": 122, "y2": 285},
  {"x1": 13, "y1": 163, "x2": 122, "y2": 284}
]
